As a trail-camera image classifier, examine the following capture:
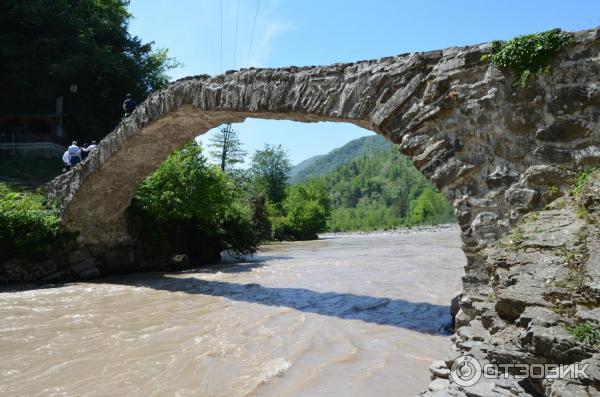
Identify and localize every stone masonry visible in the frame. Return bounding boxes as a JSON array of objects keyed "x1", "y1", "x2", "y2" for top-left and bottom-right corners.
[{"x1": 40, "y1": 27, "x2": 600, "y2": 396}]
